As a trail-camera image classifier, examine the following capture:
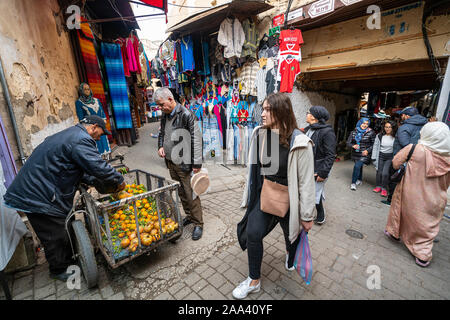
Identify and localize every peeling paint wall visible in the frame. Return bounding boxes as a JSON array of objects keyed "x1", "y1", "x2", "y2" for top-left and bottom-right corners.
[
  {"x1": 0, "y1": 0, "x2": 79, "y2": 166},
  {"x1": 287, "y1": 85, "x2": 360, "y2": 129}
]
